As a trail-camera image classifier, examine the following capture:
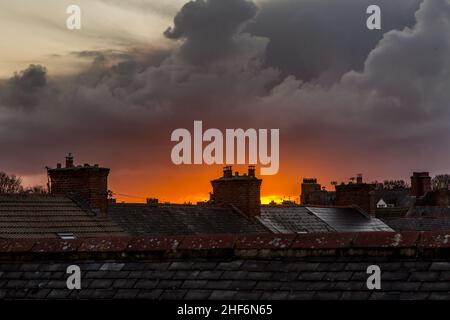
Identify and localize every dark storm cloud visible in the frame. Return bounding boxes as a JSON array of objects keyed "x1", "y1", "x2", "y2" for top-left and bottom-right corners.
[
  {"x1": 1, "y1": 64, "x2": 47, "y2": 108},
  {"x1": 248, "y1": 0, "x2": 450, "y2": 174},
  {"x1": 164, "y1": 0, "x2": 258, "y2": 63},
  {"x1": 247, "y1": 0, "x2": 421, "y2": 83},
  {"x1": 1, "y1": 0, "x2": 450, "y2": 183}
]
